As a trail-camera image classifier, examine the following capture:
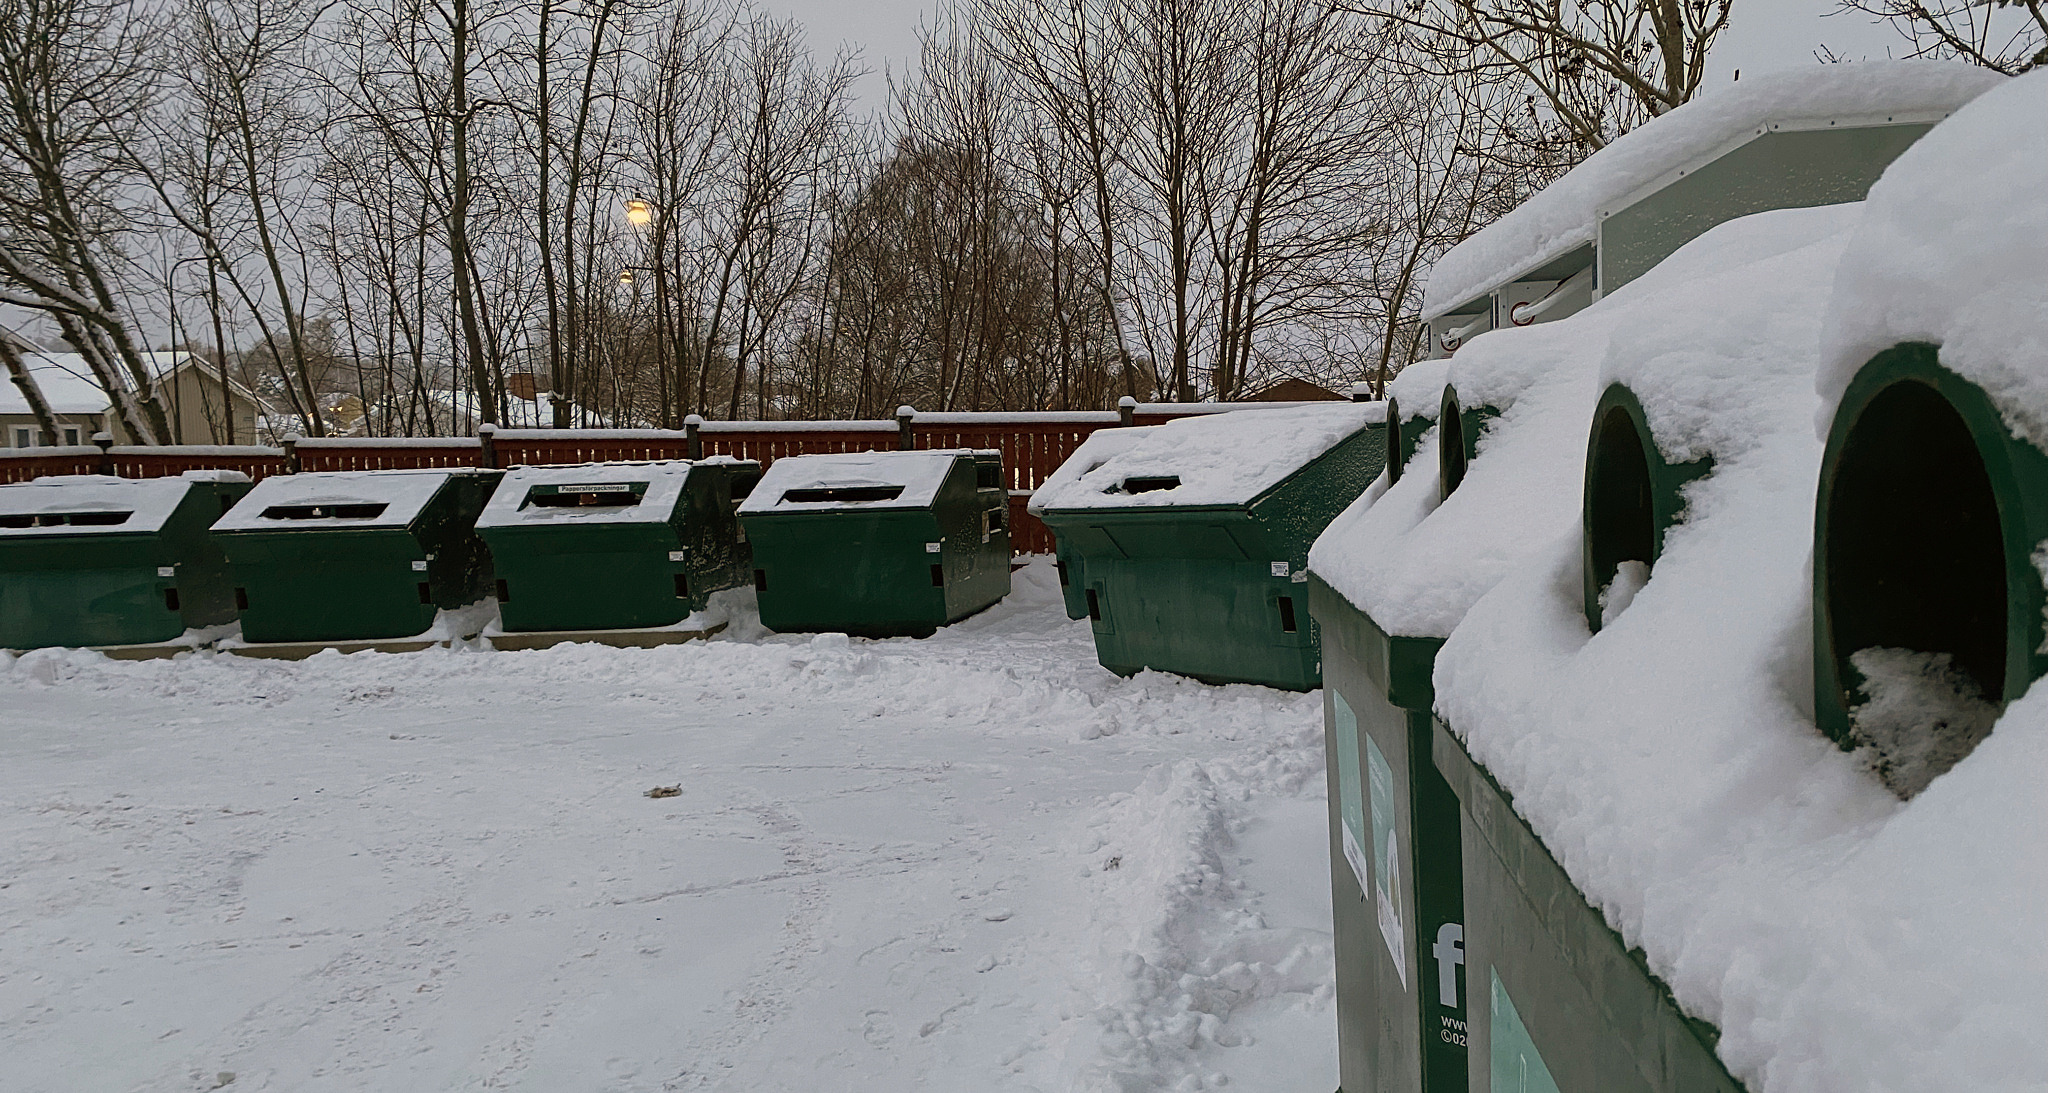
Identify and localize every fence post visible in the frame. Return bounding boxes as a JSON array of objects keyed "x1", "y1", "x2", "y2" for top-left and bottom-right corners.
[
  {"x1": 897, "y1": 405, "x2": 916, "y2": 451},
  {"x1": 282, "y1": 434, "x2": 301, "y2": 475},
  {"x1": 478, "y1": 422, "x2": 497, "y2": 469},
  {"x1": 1117, "y1": 395, "x2": 1136, "y2": 428},
  {"x1": 685, "y1": 414, "x2": 704, "y2": 460},
  {"x1": 92, "y1": 432, "x2": 114, "y2": 476}
]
